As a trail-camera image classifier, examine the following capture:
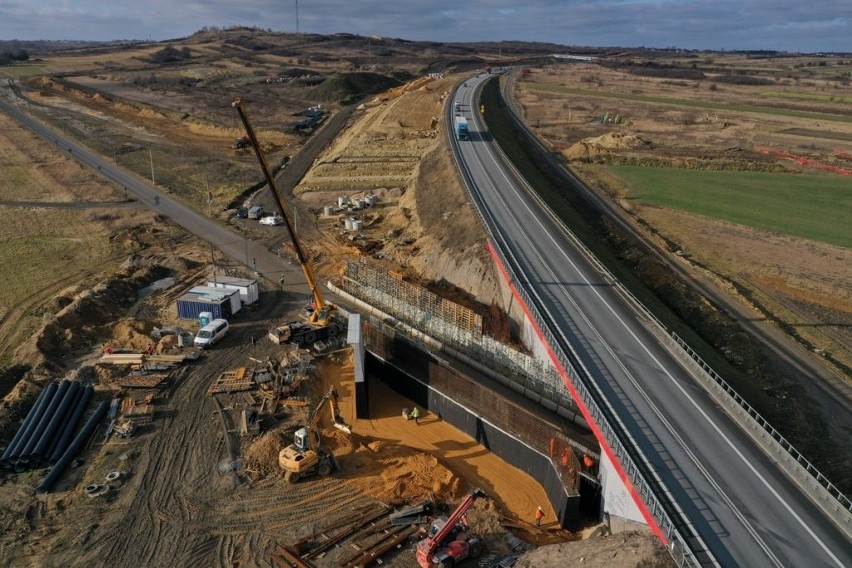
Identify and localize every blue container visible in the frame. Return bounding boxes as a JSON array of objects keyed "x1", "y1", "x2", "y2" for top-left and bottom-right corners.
[{"x1": 176, "y1": 294, "x2": 231, "y2": 321}]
